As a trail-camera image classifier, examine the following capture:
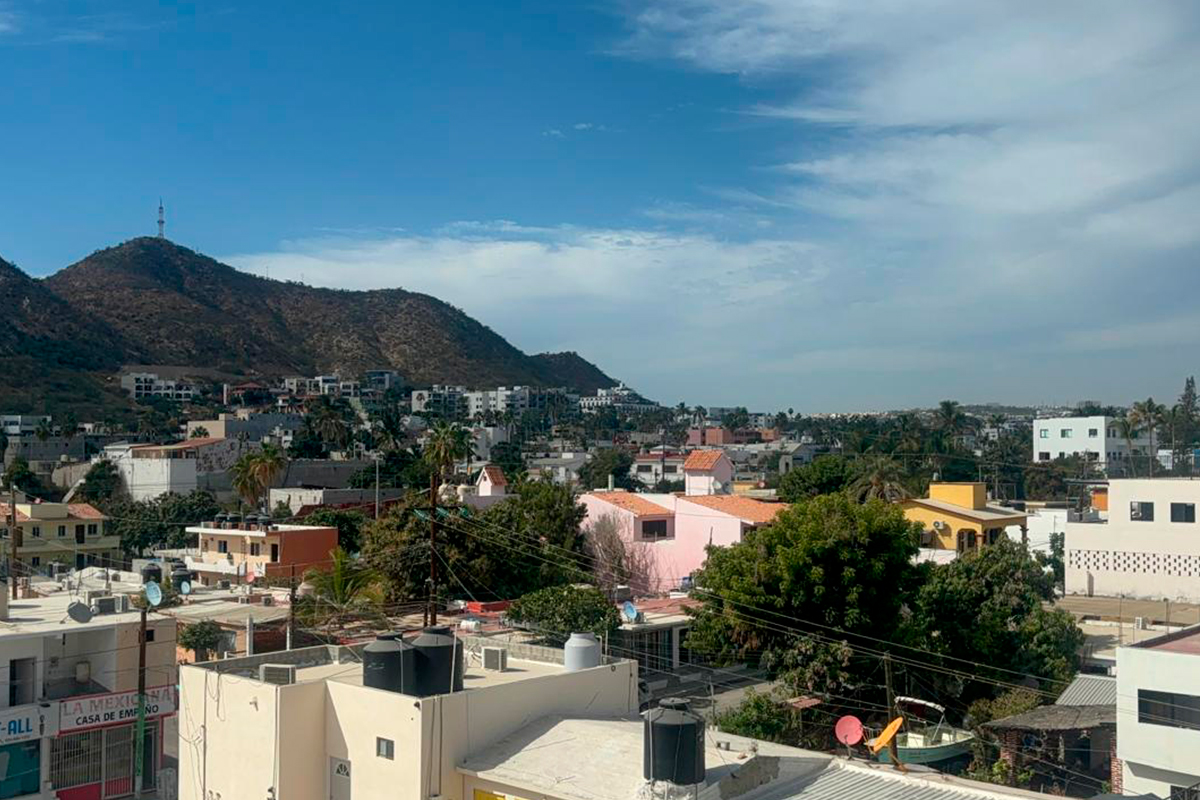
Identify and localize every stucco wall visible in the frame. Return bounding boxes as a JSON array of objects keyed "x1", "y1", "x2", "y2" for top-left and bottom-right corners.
[{"x1": 1117, "y1": 642, "x2": 1200, "y2": 793}]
